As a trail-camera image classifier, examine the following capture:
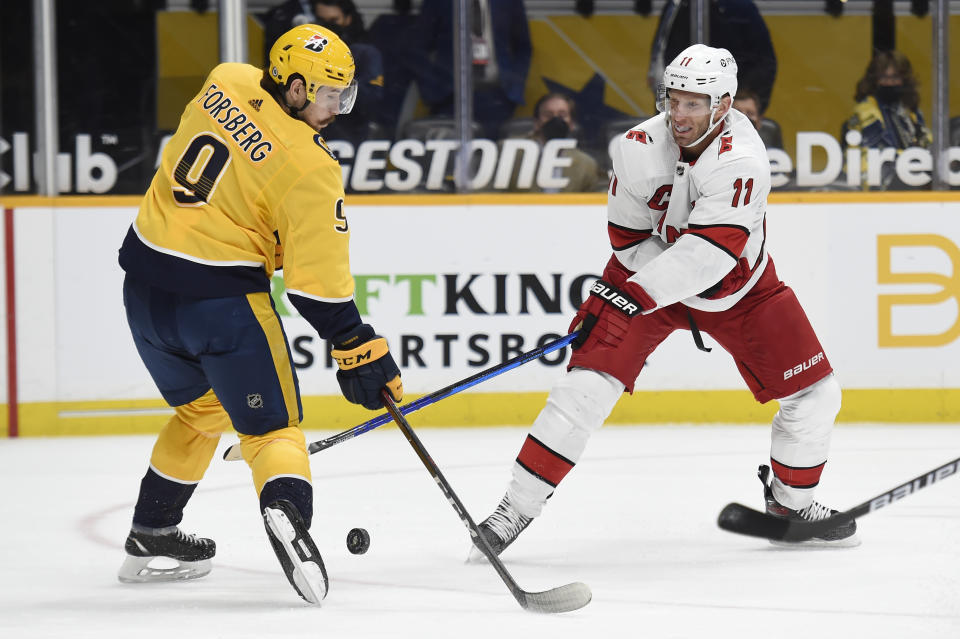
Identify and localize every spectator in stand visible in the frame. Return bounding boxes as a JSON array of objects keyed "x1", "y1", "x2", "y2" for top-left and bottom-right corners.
[
  {"x1": 368, "y1": 0, "x2": 418, "y2": 138},
  {"x1": 262, "y1": 0, "x2": 384, "y2": 148},
  {"x1": 648, "y1": 0, "x2": 777, "y2": 114},
  {"x1": 312, "y1": 0, "x2": 384, "y2": 146},
  {"x1": 408, "y1": 0, "x2": 532, "y2": 140},
  {"x1": 843, "y1": 49, "x2": 932, "y2": 189},
  {"x1": 508, "y1": 93, "x2": 604, "y2": 193},
  {"x1": 733, "y1": 88, "x2": 782, "y2": 150},
  {"x1": 261, "y1": 1, "x2": 313, "y2": 65},
  {"x1": 312, "y1": 0, "x2": 365, "y2": 42},
  {"x1": 733, "y1": 90, "x2": 762, "y2": 129}
]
